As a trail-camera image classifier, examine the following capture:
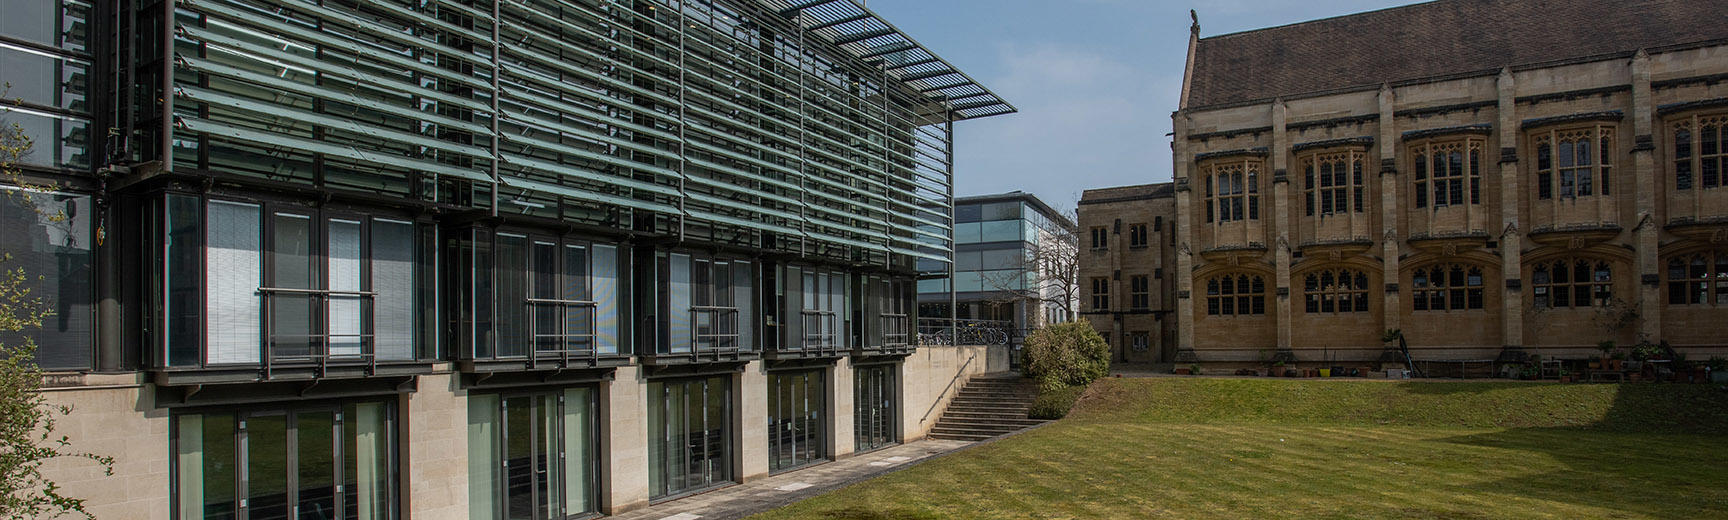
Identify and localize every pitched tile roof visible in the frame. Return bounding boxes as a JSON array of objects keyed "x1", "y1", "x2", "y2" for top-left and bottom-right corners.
[{"x1": 1186, "y1": 0, "x2": 1728, "y2": 109}]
